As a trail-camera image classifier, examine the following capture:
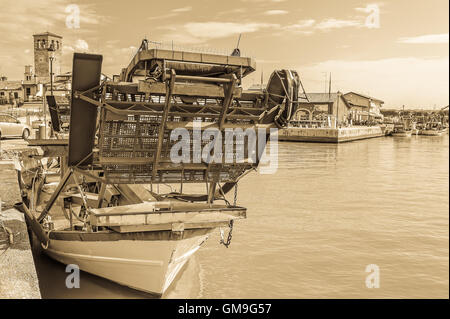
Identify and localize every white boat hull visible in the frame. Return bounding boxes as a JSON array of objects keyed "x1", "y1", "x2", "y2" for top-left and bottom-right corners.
[
  {"x1": 392, "y1": 131, "x2": 412, "y2": 137},
  {"x1": 44, "y1": 230, "x2": 210, "y2": 295},
  {"x1": 419, "y1": 130, "x2": 443, "y2": 136}
]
